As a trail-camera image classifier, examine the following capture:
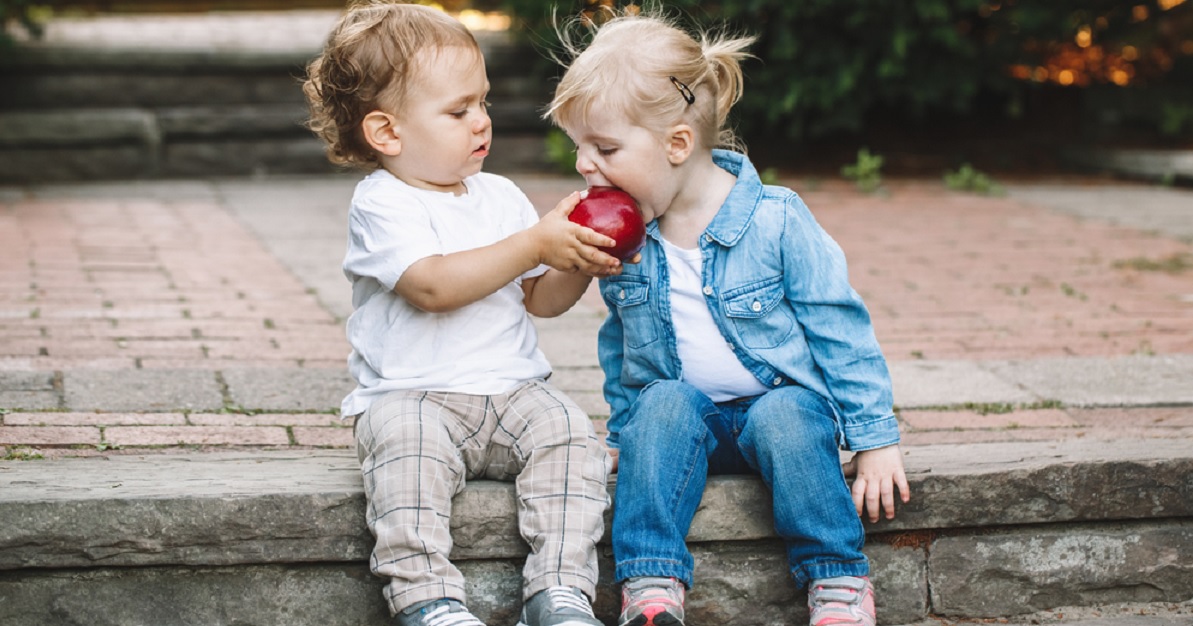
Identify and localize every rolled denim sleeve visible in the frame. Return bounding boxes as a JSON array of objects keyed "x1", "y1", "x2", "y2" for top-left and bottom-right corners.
[{"x1": 781, "y1": 195, "x2": 900, "y2": 451}]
